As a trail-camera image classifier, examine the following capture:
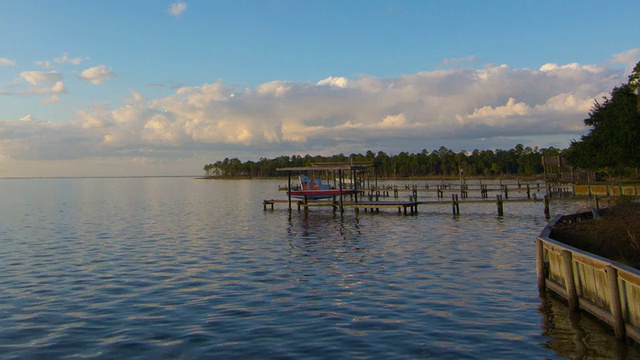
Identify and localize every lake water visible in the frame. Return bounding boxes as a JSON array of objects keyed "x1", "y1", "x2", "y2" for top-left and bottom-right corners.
[{"x1": 1, "y1": 177, "x2": 638, "y2": 359}]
